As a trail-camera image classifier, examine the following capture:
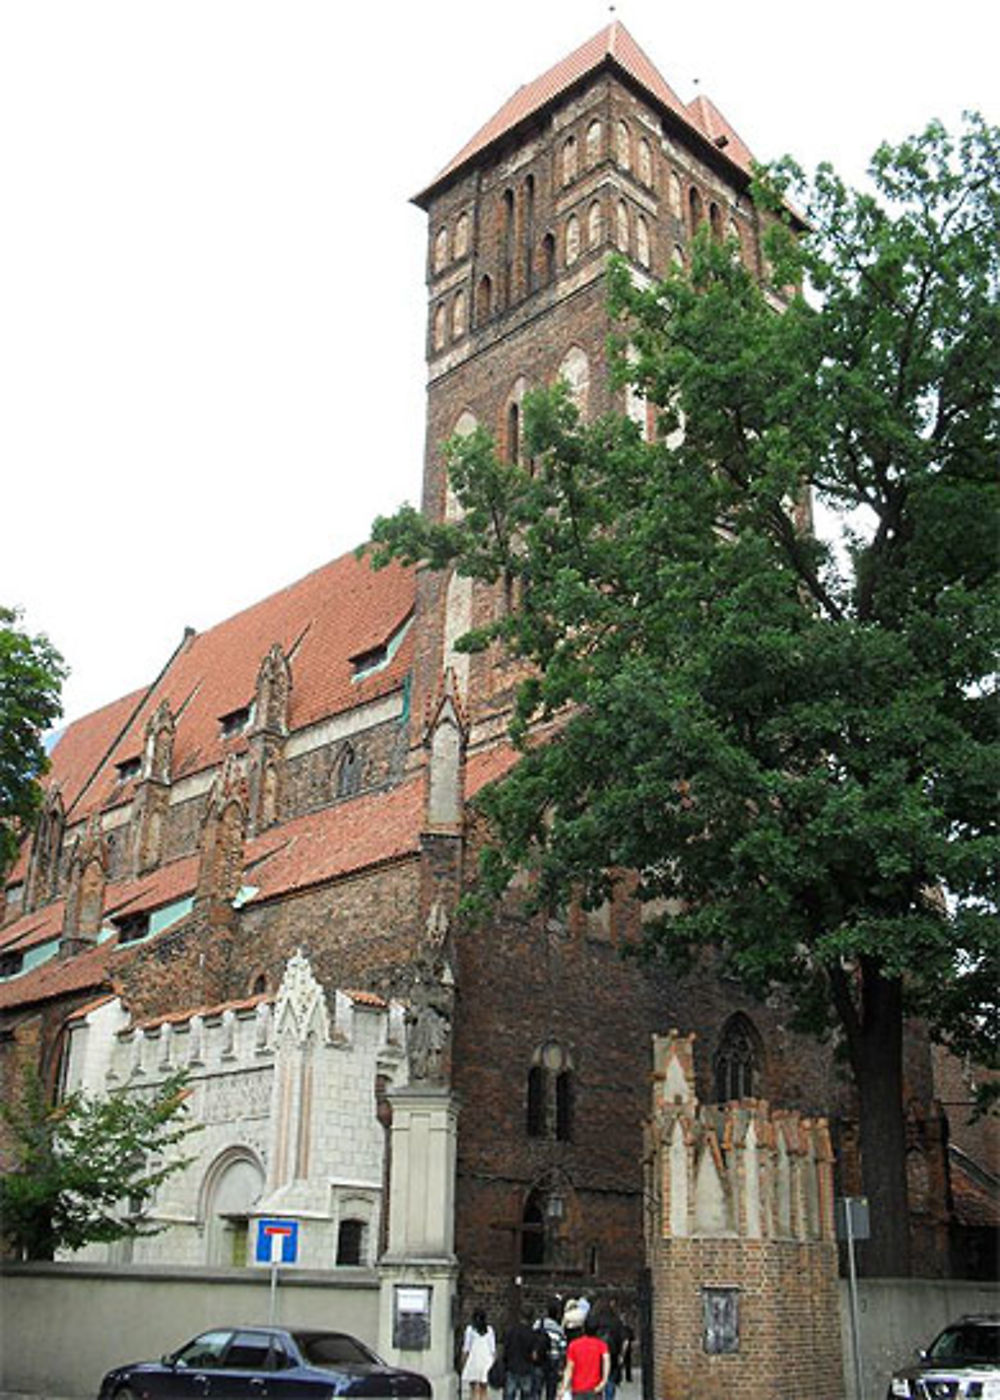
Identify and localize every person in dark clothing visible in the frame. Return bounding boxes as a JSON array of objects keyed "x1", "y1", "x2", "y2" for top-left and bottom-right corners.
[
  {"x1": 504, "y1": 1305, "x2": 546, "y2": 1400},
  {"x1": 538, "y1": 1300, "x2": 566, "y2": 1400},
  {"x1": 591, "y1": 1304, "x2": 625, "y2": 1400}
]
